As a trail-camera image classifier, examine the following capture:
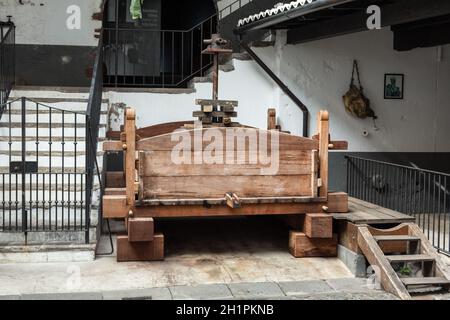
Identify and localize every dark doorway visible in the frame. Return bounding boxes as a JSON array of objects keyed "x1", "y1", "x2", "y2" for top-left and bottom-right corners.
[{"x1": 103, "y1": 0, "x2": 218, "y2": 88}]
